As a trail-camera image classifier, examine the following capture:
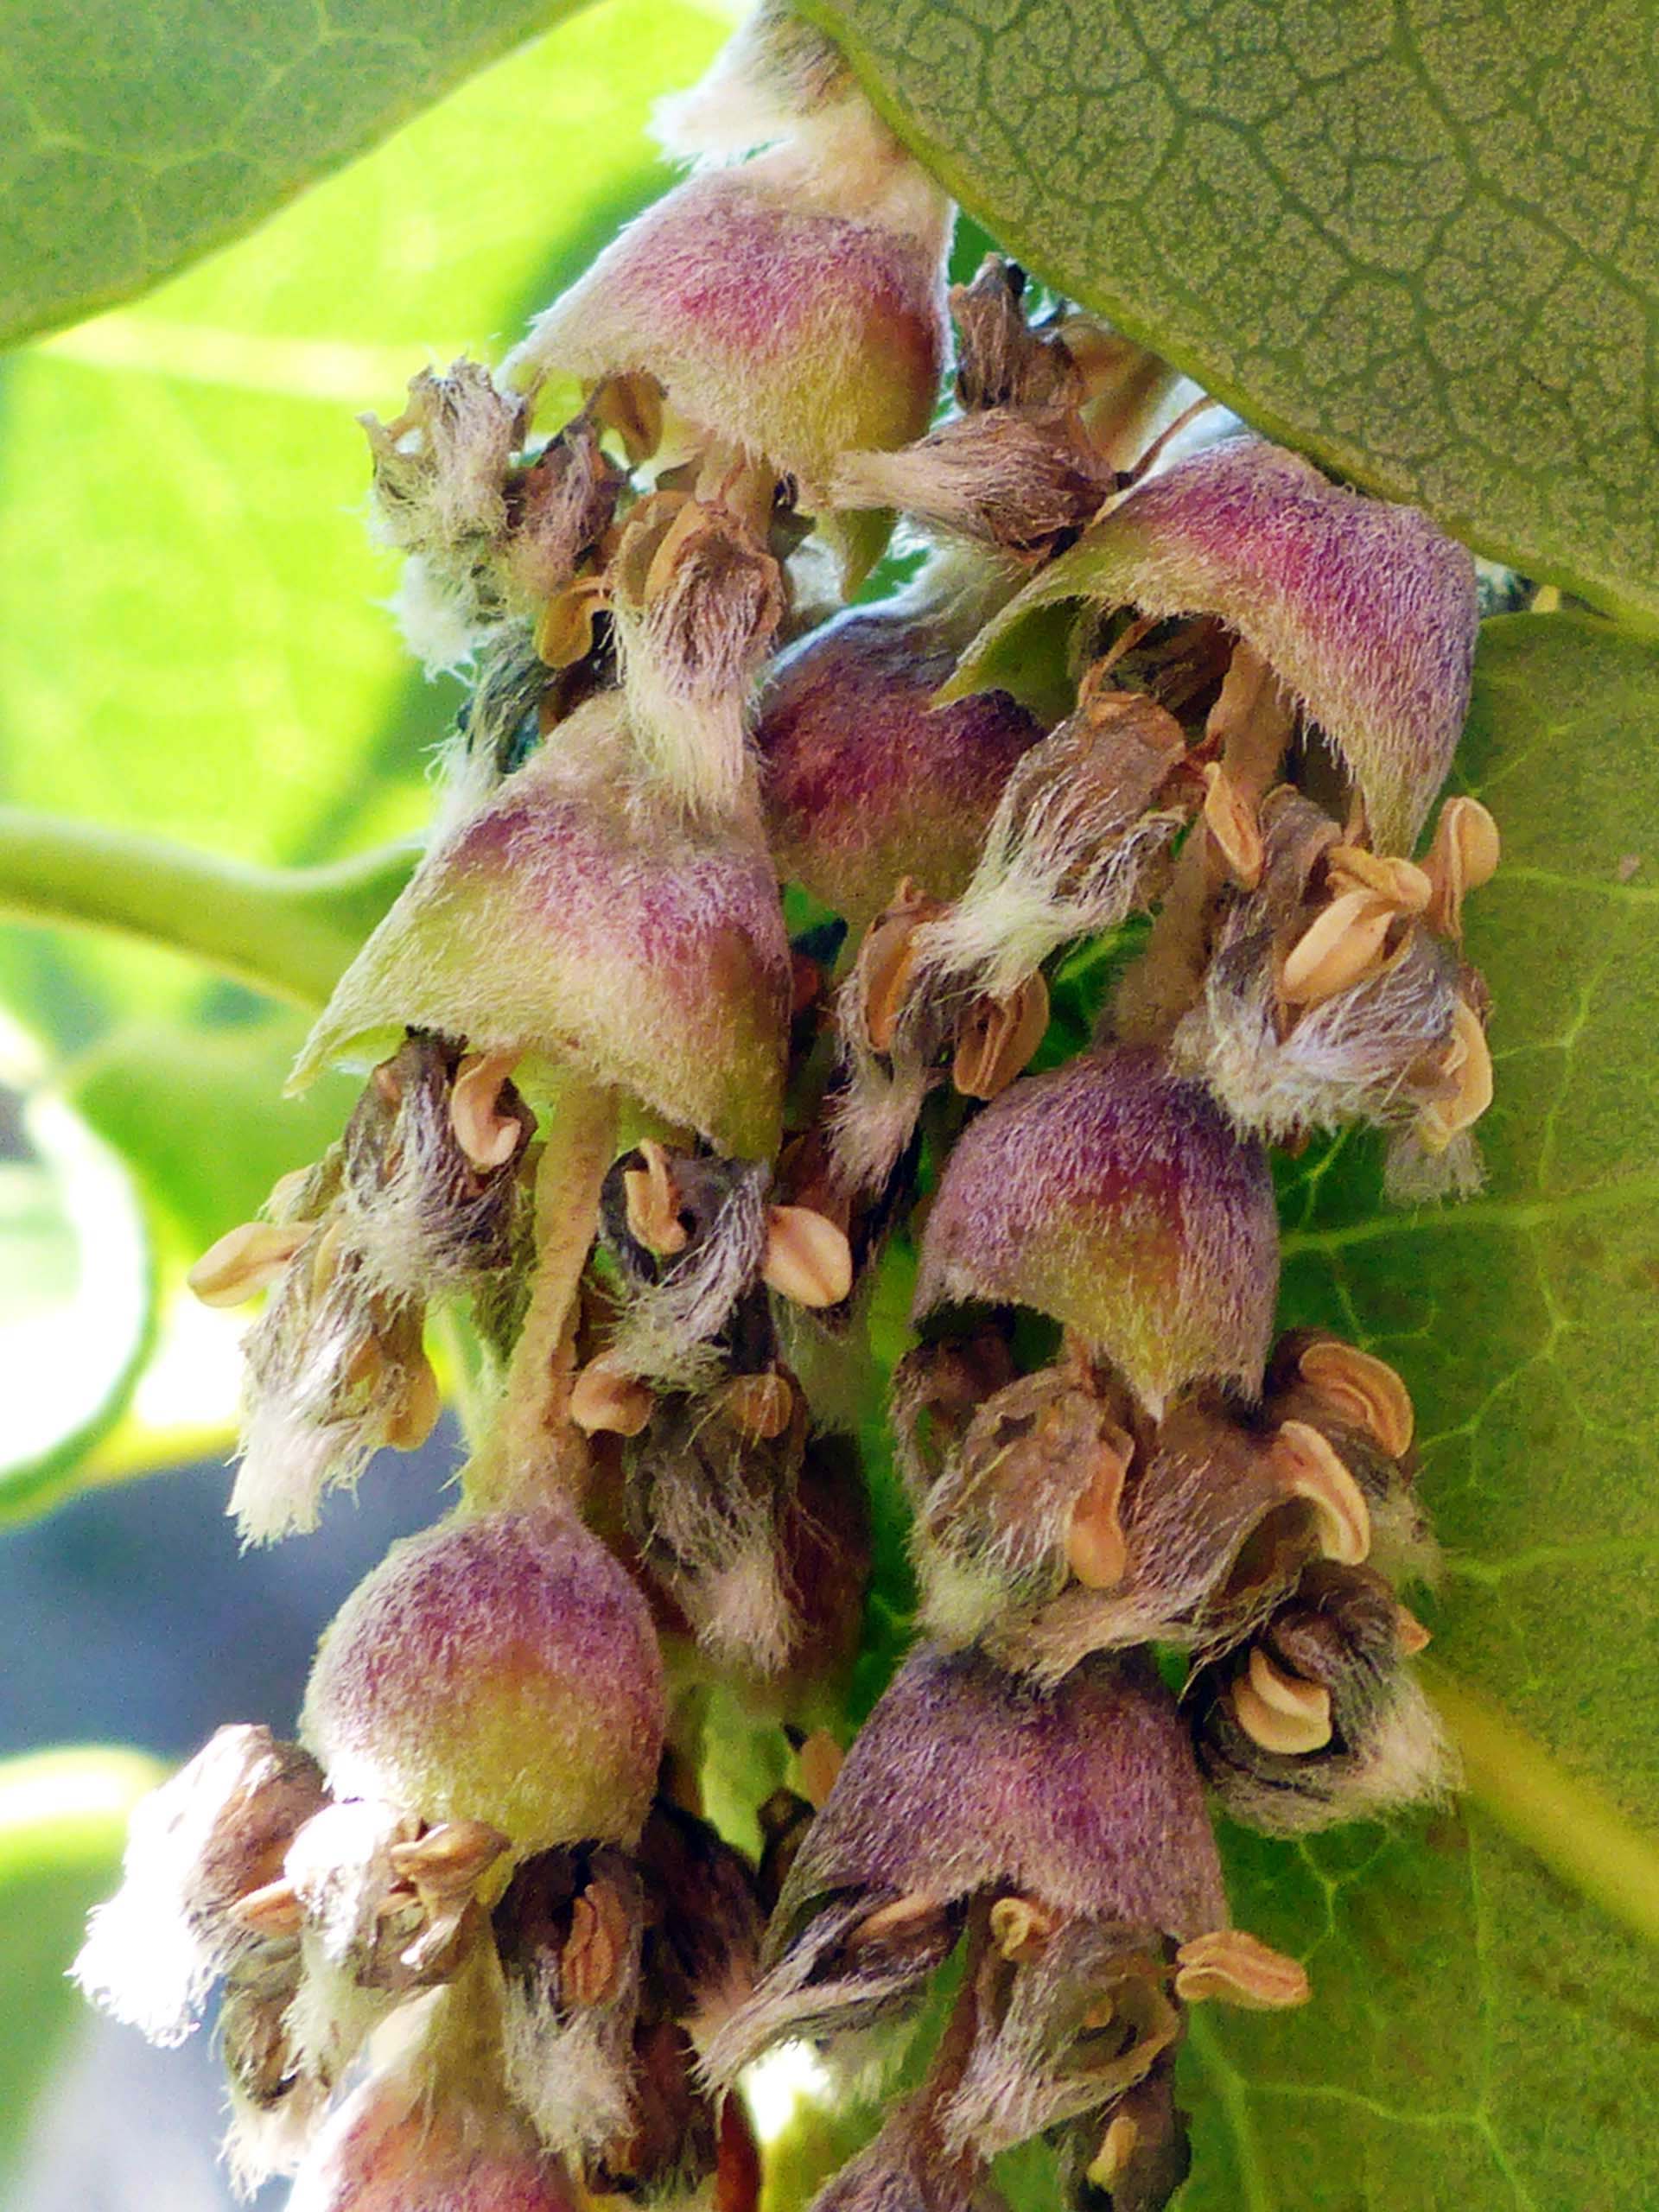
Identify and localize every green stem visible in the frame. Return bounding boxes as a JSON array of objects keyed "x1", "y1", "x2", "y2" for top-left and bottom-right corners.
[
  {"x1": 1425, "y1": 1663, "x2": 1659, "y2": 1952},
  {"x1": 0, "y1": 808, "x2": 416, "y2": 1007}
]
